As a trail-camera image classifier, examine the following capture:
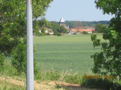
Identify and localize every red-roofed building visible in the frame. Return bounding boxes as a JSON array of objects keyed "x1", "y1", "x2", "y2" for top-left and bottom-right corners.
[{"x1": 69, "y1": 28, "x2": 95, "y2": 34}]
